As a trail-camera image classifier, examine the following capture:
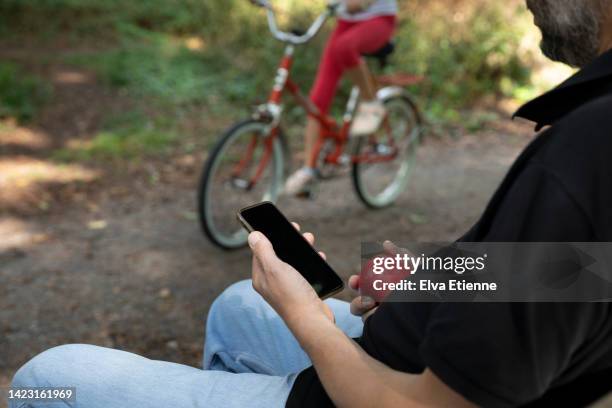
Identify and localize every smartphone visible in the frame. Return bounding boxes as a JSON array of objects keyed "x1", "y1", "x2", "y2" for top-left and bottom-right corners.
[{"x1": 237, "y1": 202, "x2": 344, "y2": 299}]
